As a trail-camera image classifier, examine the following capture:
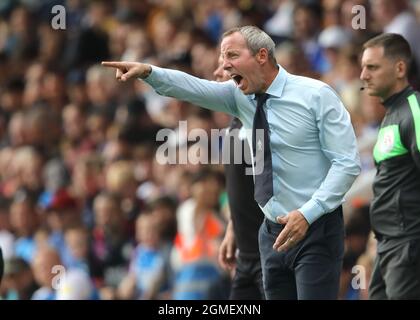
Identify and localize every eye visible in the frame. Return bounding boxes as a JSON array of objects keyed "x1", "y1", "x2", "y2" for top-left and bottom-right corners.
[{"x1": 227, "y1": 52, "x2": 238, "y2": 59}]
